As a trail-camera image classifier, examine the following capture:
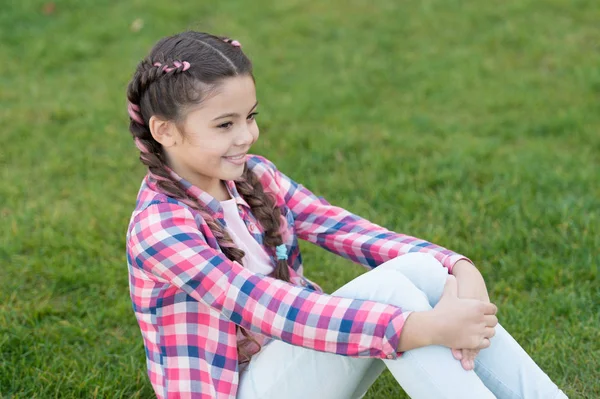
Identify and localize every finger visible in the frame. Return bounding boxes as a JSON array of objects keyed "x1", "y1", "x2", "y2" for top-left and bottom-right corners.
[
  {"x1": 451, "y1": 348, "x2": 463, "y2": 360},
  {"x1": 468, "y1": 348, "x2": 480, "y2": 370},
  {"x1": 483, "y1": 302, "x2": 498, "y2": 315},
  {"x1": 462, "y1": 349, "x2": 478, "y2": 368},
  {"x1": 484, "y1": 327, "x2": 496, "y2": 339},
  {"x1": 443, "y1": 275, "x2": 458, "y2": 297},
  {"x1": 484, "y1": 314, "x2": 498, "y2": 327},
  {"x1": 461, "y1": 357, "x2": 472, "y2": 371},
  {"x1": 460, "y1": 351, "x2": 472, "y2": 371},
  {"x1": 460, "y1": 354, "x2": 476, "y2": 371},
  {"x1": 476, "y1": 338, "x2": 491, "y2": 350},
  {"x1": 463, "y1": 348, "x2": 479, "y2": 361}
]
